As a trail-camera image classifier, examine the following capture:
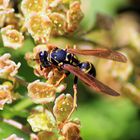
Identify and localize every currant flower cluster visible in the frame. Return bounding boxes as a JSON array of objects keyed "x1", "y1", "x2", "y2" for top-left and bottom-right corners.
[
  {"x1": 0, "y1": 0, "x2": 83, "y2": 48},
  {"x1": 0, "y1": 53, "x2": 21, "y2": 110},
  {"x1": 21, "y1": 0, "x2": 83, "y2": 43},
  {"x1": 0, "y1": 0, "x2": 83, "y2": 139}
]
